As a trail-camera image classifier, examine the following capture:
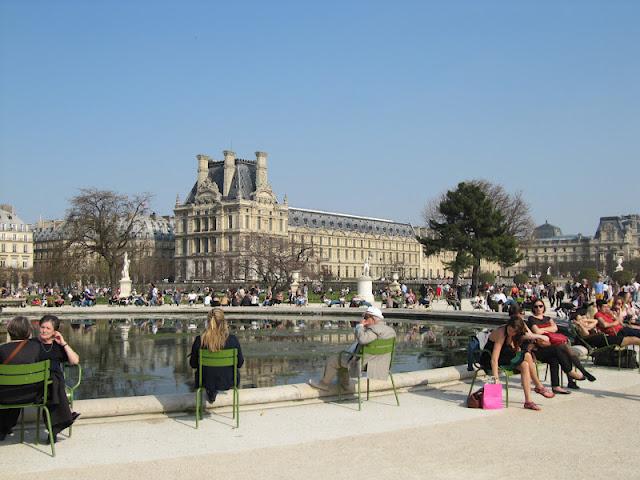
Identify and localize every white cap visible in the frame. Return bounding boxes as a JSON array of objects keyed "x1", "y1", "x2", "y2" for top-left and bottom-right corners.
[{"x1": 365, "y1": 305, "x2": 384, "y2": 320}]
